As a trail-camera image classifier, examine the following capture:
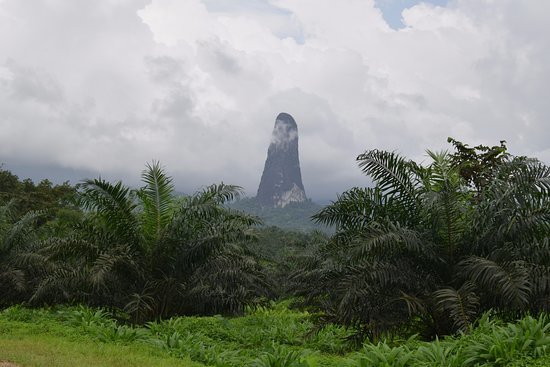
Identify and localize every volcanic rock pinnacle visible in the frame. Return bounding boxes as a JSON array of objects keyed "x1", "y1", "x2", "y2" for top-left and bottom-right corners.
[{"x1": 256, "y1": 113, "x2": 307, "y2": 208}]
